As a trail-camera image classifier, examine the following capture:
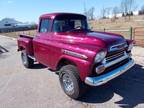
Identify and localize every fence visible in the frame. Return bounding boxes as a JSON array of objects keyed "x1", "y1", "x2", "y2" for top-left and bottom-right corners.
[
  {"x1": 95, "y1": 27, "x2": 144, "y2": 47},
  {"x1": 0, "y1": 26, "x2": 37, "y2": 33},
  {"x1": 0, "y1": 30, "x2": 37, "y2": 38},
  {"x1": 0, "y1": 27, "x2": 144, "y2": 47},
  {"x1": 133, "y1": 27, "x2": 144, "y2": 47}
]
